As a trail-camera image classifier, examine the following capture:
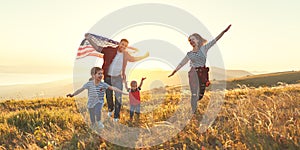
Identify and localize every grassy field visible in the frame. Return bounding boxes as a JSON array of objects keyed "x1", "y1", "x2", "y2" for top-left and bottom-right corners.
[{"x1": 0, "y1": 84, "x2": 299, "y2": 149}]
